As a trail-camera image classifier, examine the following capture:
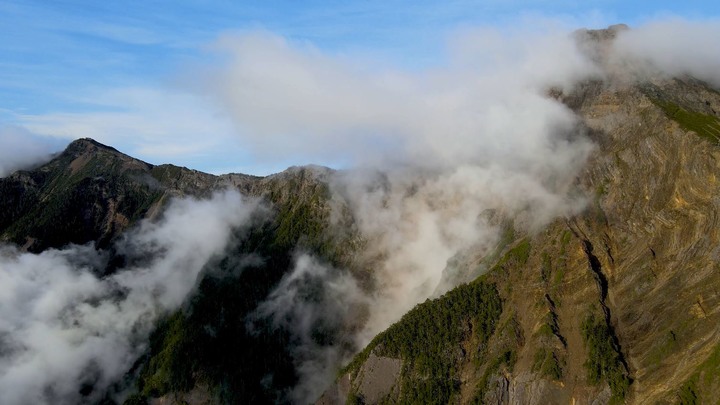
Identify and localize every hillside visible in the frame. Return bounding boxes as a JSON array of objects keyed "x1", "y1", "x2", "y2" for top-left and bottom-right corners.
[
  {"x1": 0, "y1": 139, "x2": 360, "y2": 404},
  {"x1": 324, "y1": 75, "x2": 720, "y2": 404}
]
